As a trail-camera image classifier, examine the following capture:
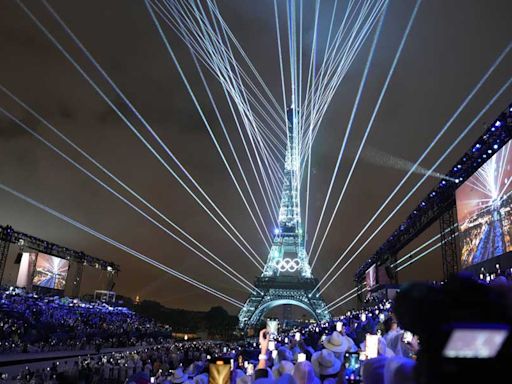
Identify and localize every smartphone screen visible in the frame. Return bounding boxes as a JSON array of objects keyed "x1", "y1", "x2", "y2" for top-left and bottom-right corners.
[
  {"x1": 297, "y1": 353, "x2": 306, "y2": 362},
  {"x1": 442, "y1": 326, "x2": 509, "y2": 358},
  {"x1": 209, "y1": 362, "x2": 230, "y2": 384},
  {"x1": 295, "y1": 332, "x2": 301, "y2": 341},
  {"x1": 336, "y1": 321, "x2": 343, "y2": 332},
  {"x1": 344, "y1": 352, "x2": 361, "y2": 381},
  {"x1": 365, "y1": 334, "x2": 379, "y2": 359},
  {"x1": 246, "y1": 364, "x2": 254, "y2": 376},
  {"x1": 267, "y1": 319, "x2": 279, "y2": 341},
  {"x1": 402, "y1": 331, "x2": 413, "y2": 344}
]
